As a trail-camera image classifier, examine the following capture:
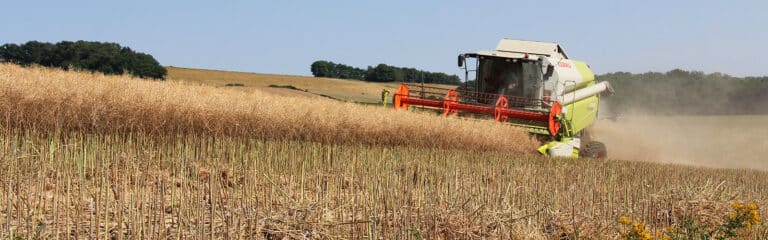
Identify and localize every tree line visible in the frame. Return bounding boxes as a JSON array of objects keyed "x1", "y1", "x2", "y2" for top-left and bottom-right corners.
[
  {"x1": 599, "y1": 69, "x2": 768, "y2": 115},
  {"x1": 310, "y1": 60, "x2": 461, "y2": 85},
  {"x1": 0, "y1": 40, "x2": 167, "y2": 79}
]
